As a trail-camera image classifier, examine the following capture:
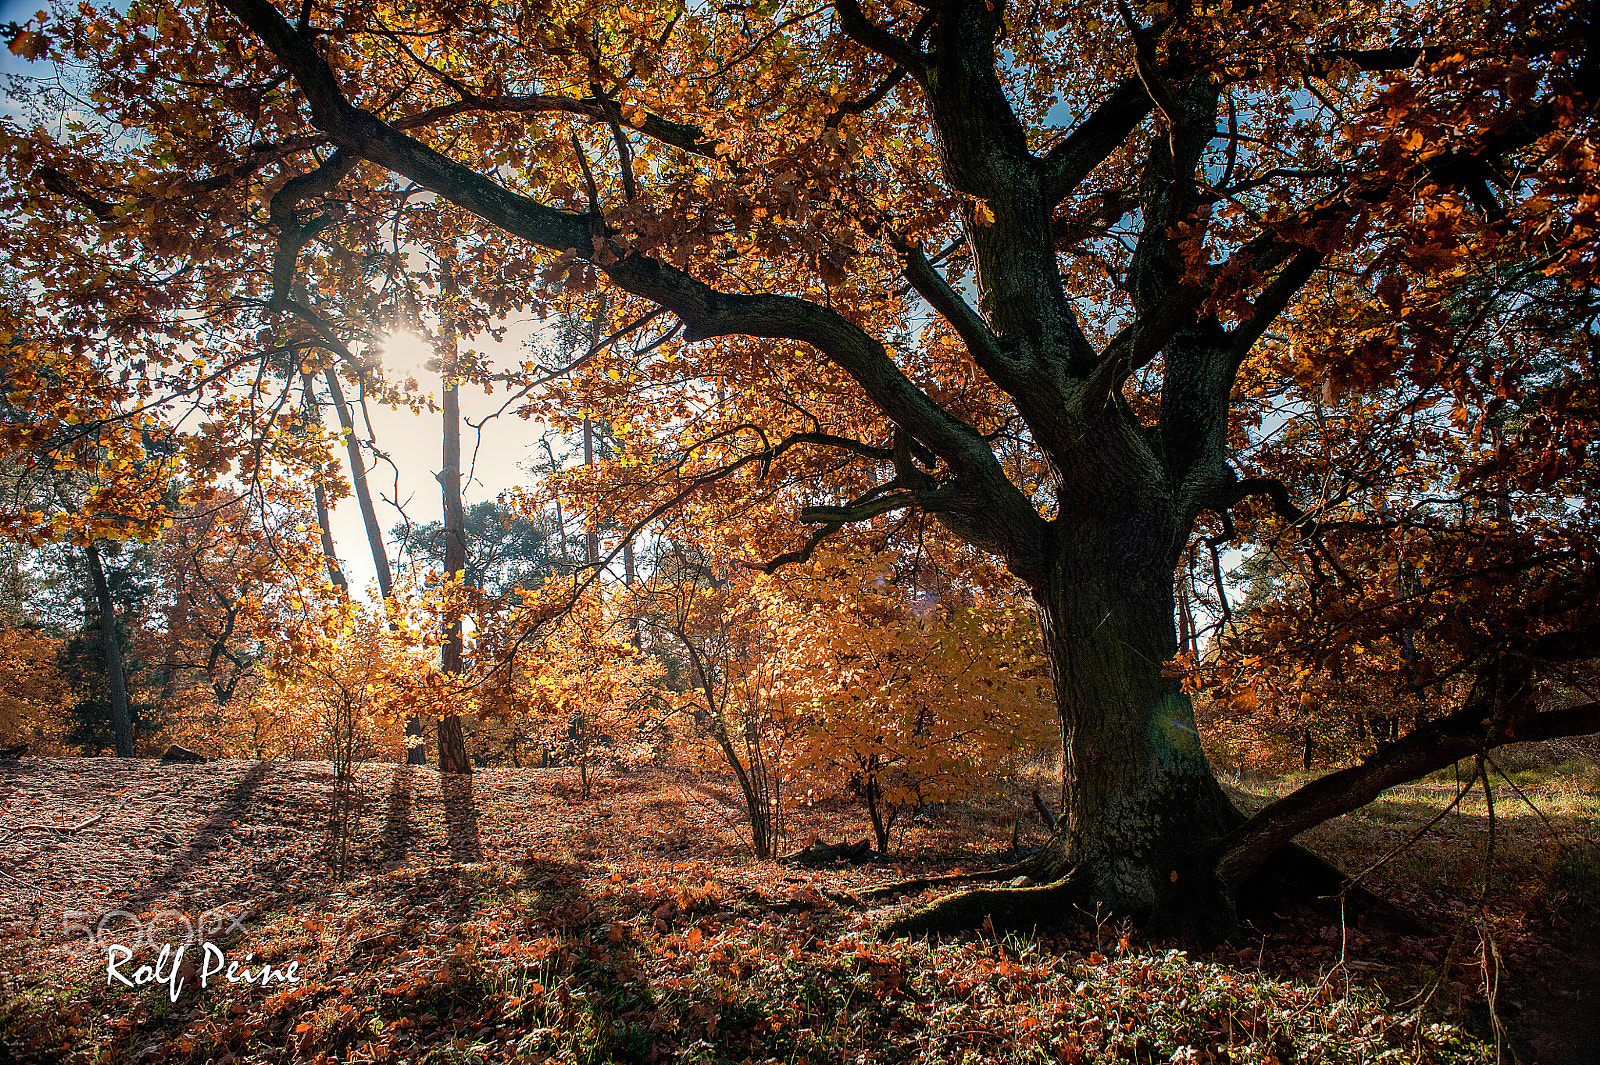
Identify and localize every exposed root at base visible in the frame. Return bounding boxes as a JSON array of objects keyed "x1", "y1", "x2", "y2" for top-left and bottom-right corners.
[
  {"x1": 872, "y1": 843, "x2": 1440, "y2": 944},
  {"x1": 856, "y1": 861, "x2": 1035, "y2": 903},
  {"x1": 1242, "y1": 843, "x2": 1439, "y2": 937},
  {"x1": 875, "y1": 873, "x2": 1085, "y2": 939}
]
